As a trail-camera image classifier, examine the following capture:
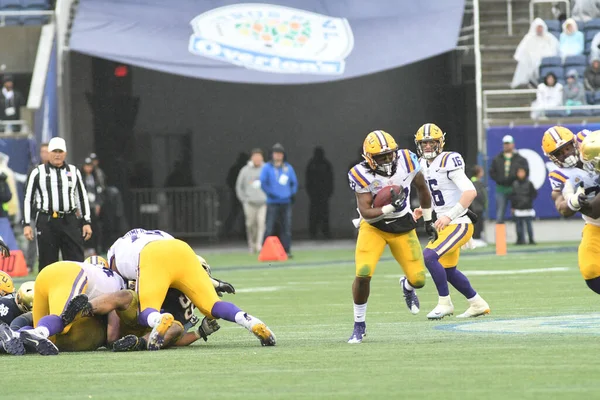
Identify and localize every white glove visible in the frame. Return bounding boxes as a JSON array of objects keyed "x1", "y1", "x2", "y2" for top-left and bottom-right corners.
[{"x1": 567, "y1": 185, "x2": 586, "y2": 211}]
